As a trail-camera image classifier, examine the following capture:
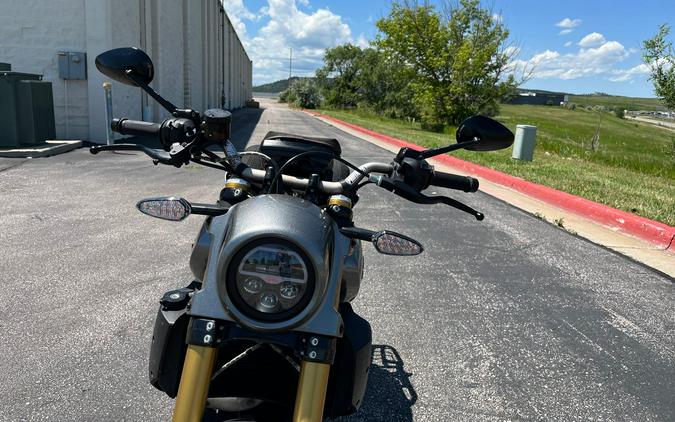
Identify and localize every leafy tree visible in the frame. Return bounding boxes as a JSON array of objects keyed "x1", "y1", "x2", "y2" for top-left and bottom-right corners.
[
  {"x1": 278, "y1": 87, "x2": 297, "y2": 104},
  {"x1": 354, "y1": 48, "x2": 419, "y2": 119},
  {"x1": 292, "y1": 79, "x2": 322, "y2": 109},
  {"x1": 317, "y1": 45, "x2": 419, "y2": 118},
  {"x1": 375, "y1": 0, "x2": 519, "y2": 127},
  {"x1": 316, "y1": 44, "x2": 364, "y2": 107},
  {"x1": 643, "y1": 24, "x2": 675, "y2": 111},
  {"x1": 279, "y1": 79, "x2": 321, "y2": 109}
]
